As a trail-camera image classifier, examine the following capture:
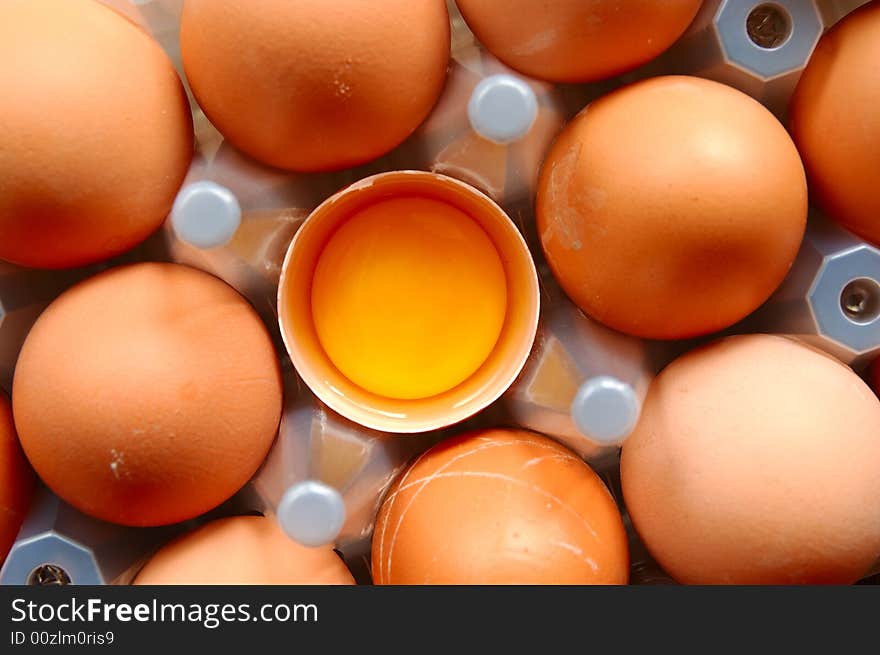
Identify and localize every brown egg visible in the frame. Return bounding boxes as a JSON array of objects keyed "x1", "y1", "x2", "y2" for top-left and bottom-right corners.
[
  {"x1": 0, "y1": 0, "x2": 193, "y2": 269},
  {"x1": 621, "y1": 334, "x2": 880, "y2": 584},
  {"x1": 0, "y1": 393, "x2": 35, "y2": 564},
  {"x1": 454, "y1": 0, "x2": 702, "y2": 83},
  {"x1": 537, "y1": 76, "x2": 807, "y2": 340},
  {"x1": 134, "y1": 516, "x2": 355, "y2": 585},
  {"x1": 790, "y1": 2, "x2": 880, "y2": 247},
  {"x1": 180, "y1": 0, "x2": 450, "y2": 172},
  {"x1": 13, "y1": 263, "x2": 282, "y2": 527},
  {"x1": 372, "y1": 429, "x2": 628, "y2": 584}
]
